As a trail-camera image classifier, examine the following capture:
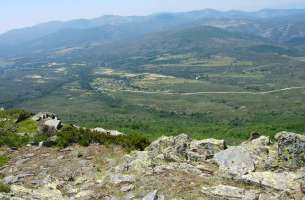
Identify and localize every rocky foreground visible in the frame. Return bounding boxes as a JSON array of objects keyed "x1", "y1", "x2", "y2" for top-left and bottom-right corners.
[{"x1": 0, "y1": 129, "x2": 305, "y2": 200}]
